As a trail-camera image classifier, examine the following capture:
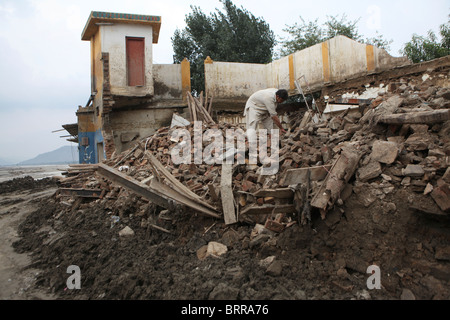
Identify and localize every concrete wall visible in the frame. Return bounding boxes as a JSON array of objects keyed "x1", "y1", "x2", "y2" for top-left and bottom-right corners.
[
  {"x1": 77, "y1": 108, "x2": 104, "y2": 164},
  {"x1": 328, "y1": 36, "x2": 372, "y2": 83},
  {"x1": 205, "y1": 36, "x2": 411, "y2": 105},
  {"x1": 266, "y1": 55, "x2": 290, "y2": 90},
  {"x1": 153, "y1": 64, "x2": 183, "y2": 101},
  {"x1": 109, "y1": 107, "x2": 186, "y2": 154},
  {"x1": 205, "y1": 60, "x2": 267, "y2": 101},
  {"x1": 293, "y1": 42, "x2": 326, "y2": 88},
  {"x1": 100, "y1": 24, "x2": 154, "y2": 97}
]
